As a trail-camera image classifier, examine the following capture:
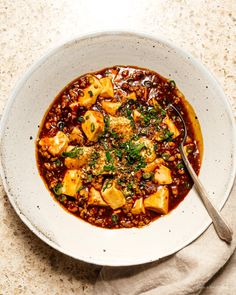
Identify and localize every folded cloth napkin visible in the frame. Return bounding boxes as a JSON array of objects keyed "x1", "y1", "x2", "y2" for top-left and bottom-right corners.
[{"x1": 94, "y1": 180, "x2": 236, "y2": 295}]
